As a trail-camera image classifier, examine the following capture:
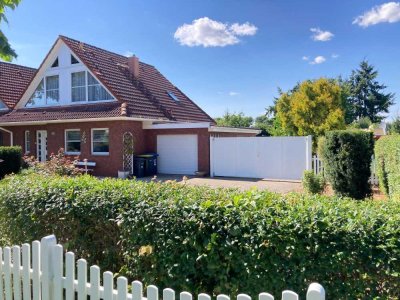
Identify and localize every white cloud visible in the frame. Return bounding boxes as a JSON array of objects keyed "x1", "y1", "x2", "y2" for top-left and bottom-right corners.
[
  {"x1": 310, "y1": 28, "x2": 334, "y2": 41},
  {"x1": 331, "y1": 53, "x2": 339, "y2": 59},
  {"x1": 353, "y1": 2, "x2": 400, "y2": 27},
  {"x1": 230, "y1": 22, "x2": 258, "y2": 36},
  {"x1": 302, "y1": 56, "x2": 310, "y2": 61},
  {"x1": 124, "y1": 51, "x2": 134, "y2": 57},
  {"x1": 229, "y1": 91, "x2": 239, "y2": 96},
  {"x1": 310, "y1": 56, "x2": 326, "y2": 65},
  {"x1": 174, "y1": 17, "x2": 258, "y2": 47}
]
